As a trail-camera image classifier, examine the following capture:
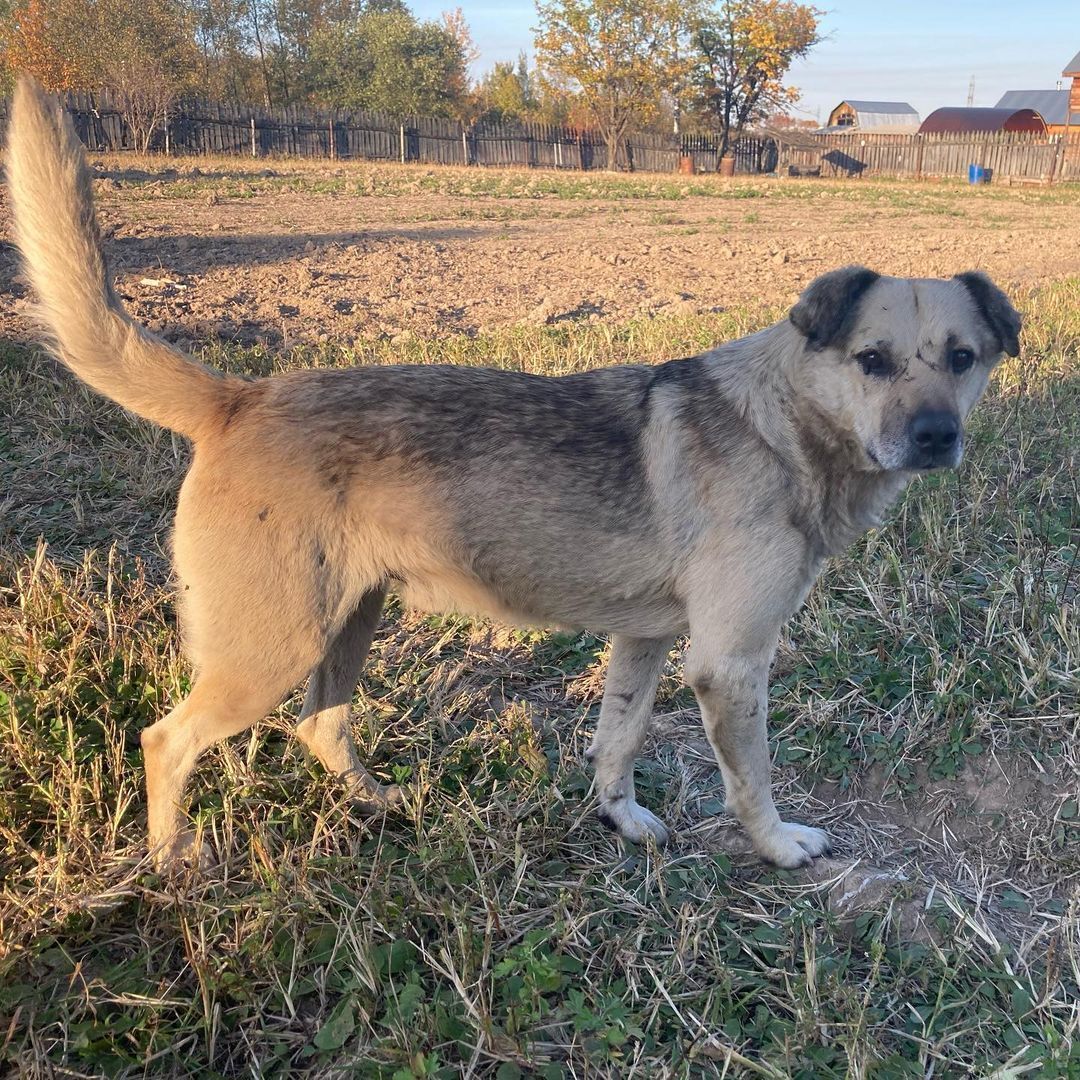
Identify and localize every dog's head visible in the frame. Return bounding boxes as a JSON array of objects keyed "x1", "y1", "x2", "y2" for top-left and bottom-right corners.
[{"x1": 788, "y1": 266, "x2": 1020, "y2": 471}]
